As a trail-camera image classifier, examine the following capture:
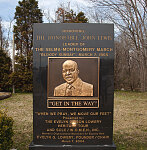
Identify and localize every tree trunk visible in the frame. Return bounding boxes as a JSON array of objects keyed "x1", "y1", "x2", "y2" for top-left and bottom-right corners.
[{"x1": 140, "y1": 52, "x2": 146, "y2": 92}]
